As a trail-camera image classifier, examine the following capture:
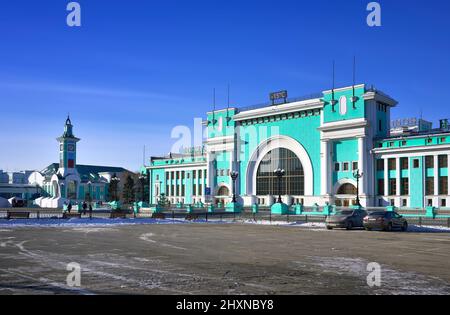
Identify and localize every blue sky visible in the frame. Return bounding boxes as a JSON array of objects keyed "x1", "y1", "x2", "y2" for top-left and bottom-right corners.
[{"x1": 1, "y1": 0, "x2": 449, "y2": 172}]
